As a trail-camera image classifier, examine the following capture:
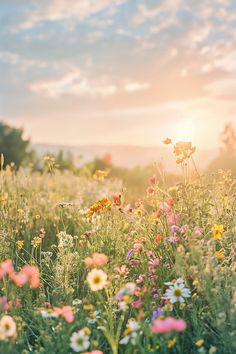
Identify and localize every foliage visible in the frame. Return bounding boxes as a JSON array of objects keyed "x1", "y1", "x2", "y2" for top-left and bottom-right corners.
[
  {"x1": 0, "y1": 156, "x2": 235, "y2": 353},
  {"x1": 0, "y1": 121, "x2": 32, "y2": 168}
]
